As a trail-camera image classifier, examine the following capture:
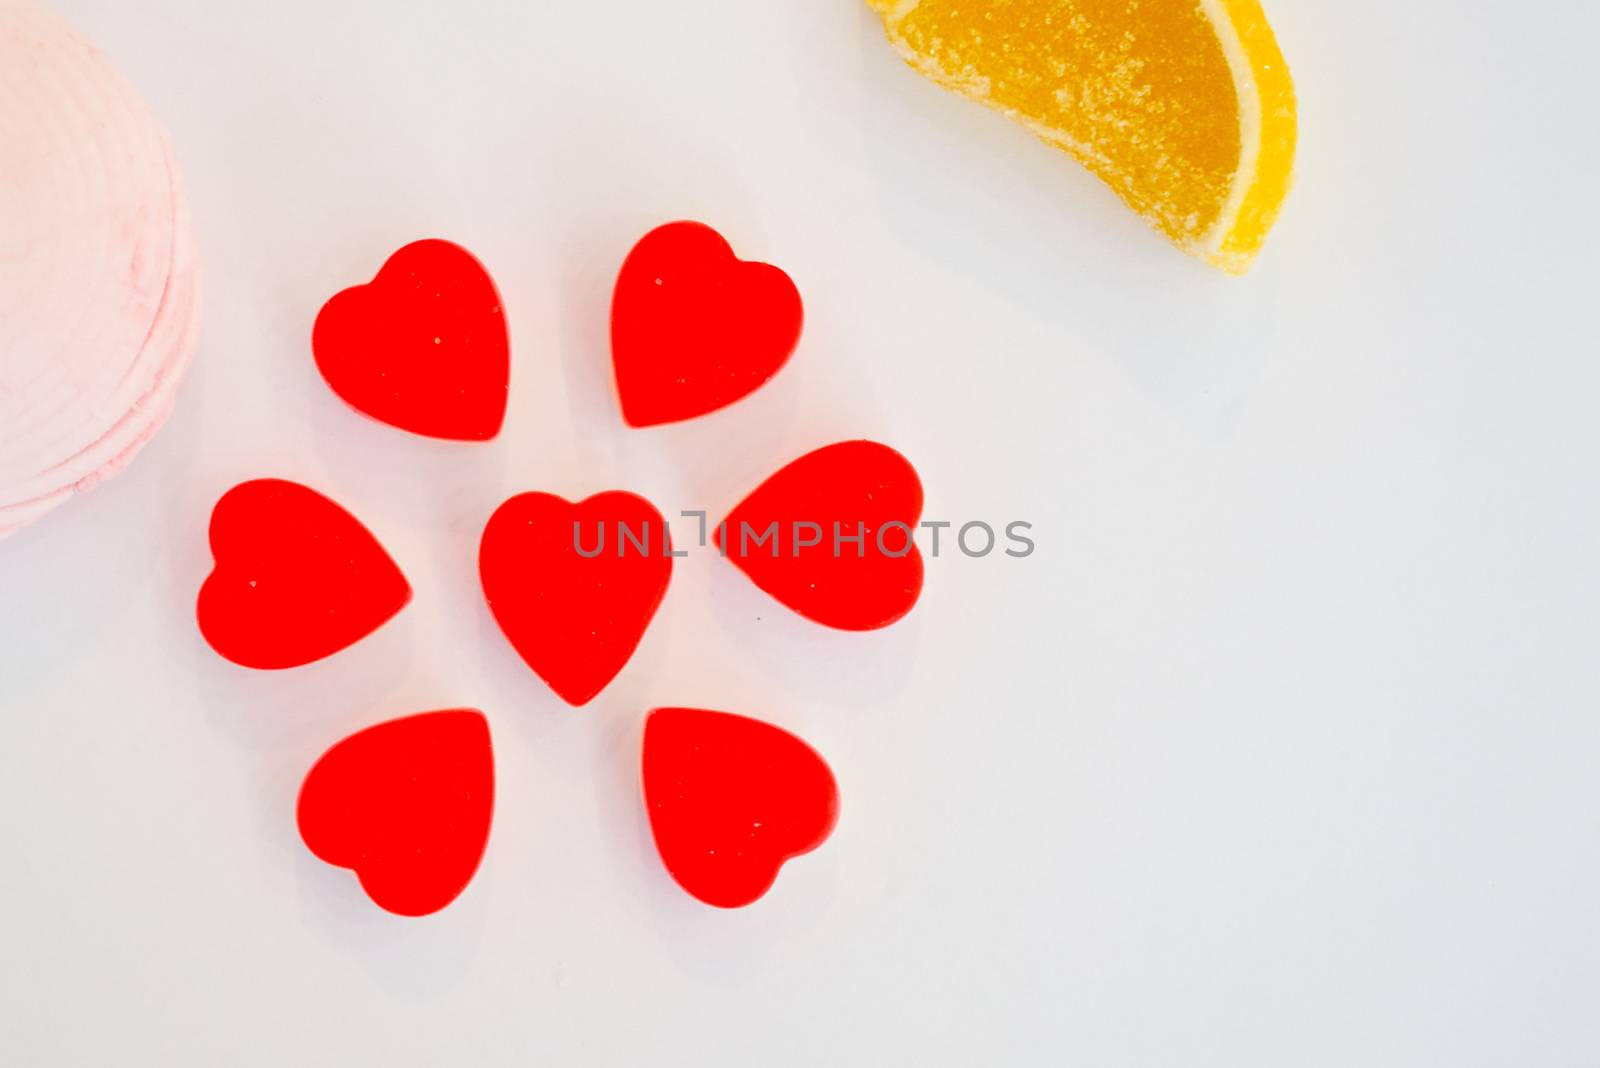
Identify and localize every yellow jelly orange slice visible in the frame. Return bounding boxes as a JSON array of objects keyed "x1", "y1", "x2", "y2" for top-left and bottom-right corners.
[{"x1": 867, "y1": 0, "x2": 1297, "y2": 273}]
